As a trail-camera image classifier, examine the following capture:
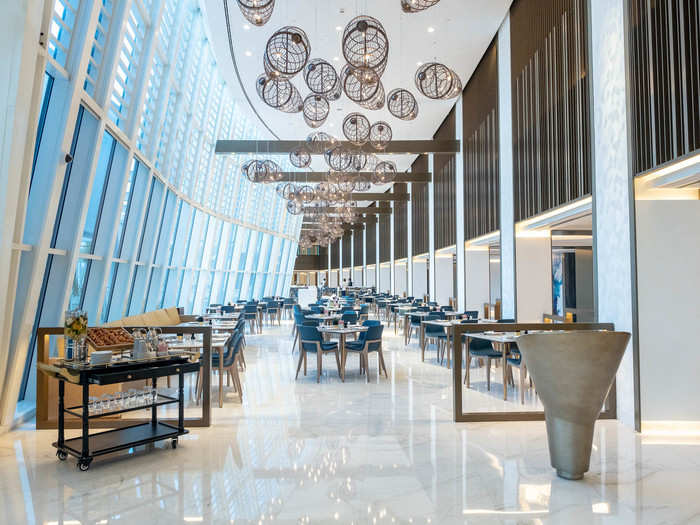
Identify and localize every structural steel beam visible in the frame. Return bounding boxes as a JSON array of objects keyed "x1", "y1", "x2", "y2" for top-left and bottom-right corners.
[
  {"x1": 274, "y1": 172, "x2": 432, "y2": 183},
  {"x1": 308, "y1": 207, "x2": 392, "y2": 214},
  {"x1": 215, "y1": 140, "x2": 459, "y2": 155}
]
